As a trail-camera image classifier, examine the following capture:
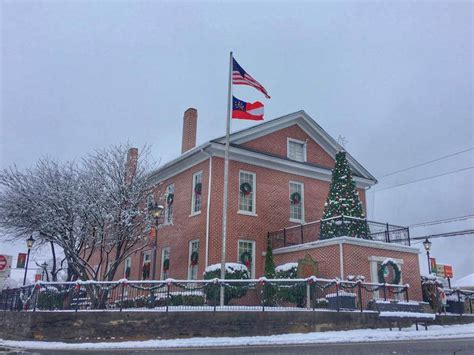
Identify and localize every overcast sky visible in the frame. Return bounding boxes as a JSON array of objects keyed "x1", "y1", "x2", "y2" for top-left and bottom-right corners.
[{"x1": 1, "y1": 1, "x2": 472, "y2": 279}]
